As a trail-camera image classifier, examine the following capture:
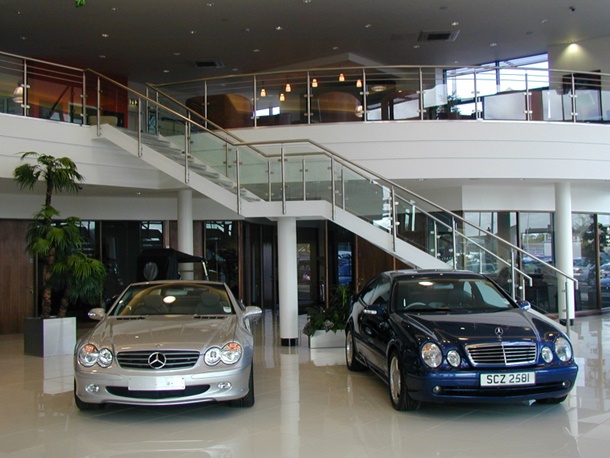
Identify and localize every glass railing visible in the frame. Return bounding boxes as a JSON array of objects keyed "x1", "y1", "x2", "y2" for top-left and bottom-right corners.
[{"x1": 0, "y1": 50, "x2": 580, "y2": 317}]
